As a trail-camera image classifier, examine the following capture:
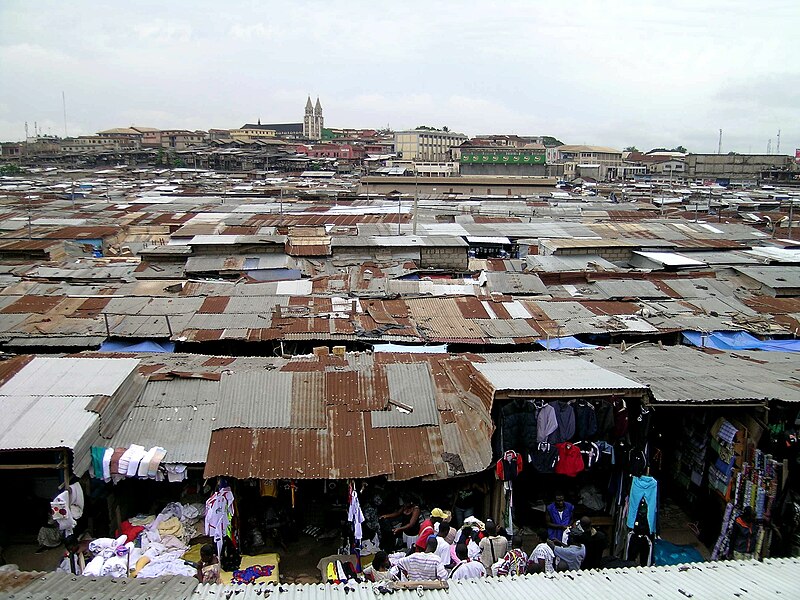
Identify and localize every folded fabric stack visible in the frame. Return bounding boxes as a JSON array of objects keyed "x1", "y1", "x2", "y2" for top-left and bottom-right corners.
[
  {"x1": 91, "y1": 445, "x2": 177, "y2": 483},
  {"x1": 82, "y1": 536, "x2": 139, "y2": 577}
]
